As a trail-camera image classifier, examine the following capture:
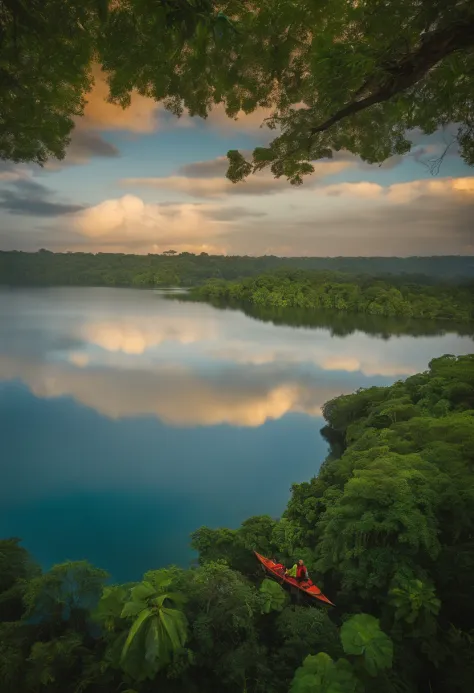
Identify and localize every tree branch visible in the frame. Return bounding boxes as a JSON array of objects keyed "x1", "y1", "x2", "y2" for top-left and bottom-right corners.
[{"x1": 310, "y1": 10, "x2": 474, "y2": 136}]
